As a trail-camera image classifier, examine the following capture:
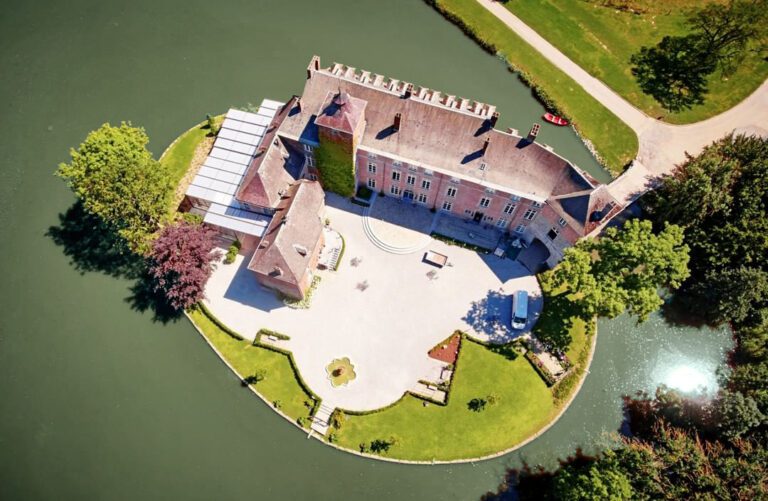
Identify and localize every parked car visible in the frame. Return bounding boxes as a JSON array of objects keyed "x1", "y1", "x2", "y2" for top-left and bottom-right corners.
[{"x1": 511, "y1": 290, "x2": 529, "y2": 330}]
